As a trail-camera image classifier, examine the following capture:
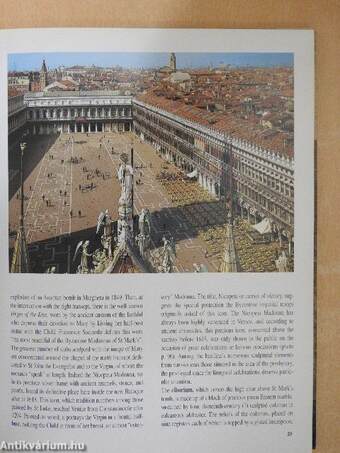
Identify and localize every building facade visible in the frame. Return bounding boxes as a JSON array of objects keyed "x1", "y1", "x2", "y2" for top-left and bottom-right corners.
[
  {"x1": 25, "y1": 91, "x2": 133, "y2": 135},
  {"x1": 8, "y1": 75, "x2": 30, "y2": 93},
  {"x1": 133, "y1": 99, "x2": 294, "y2": 242},
  {"x1": 8, "y1": 94, "x2": 28, "y2": 145},
  {"x1": 169, "y1": 53, "x2": 176, "y2": 72},
  {"x1": 8, "y1": 89, "x2": 294, "y2": 247},
  {"x1": 40, "y1": 59, "x2": 48, "y2": 90}
]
